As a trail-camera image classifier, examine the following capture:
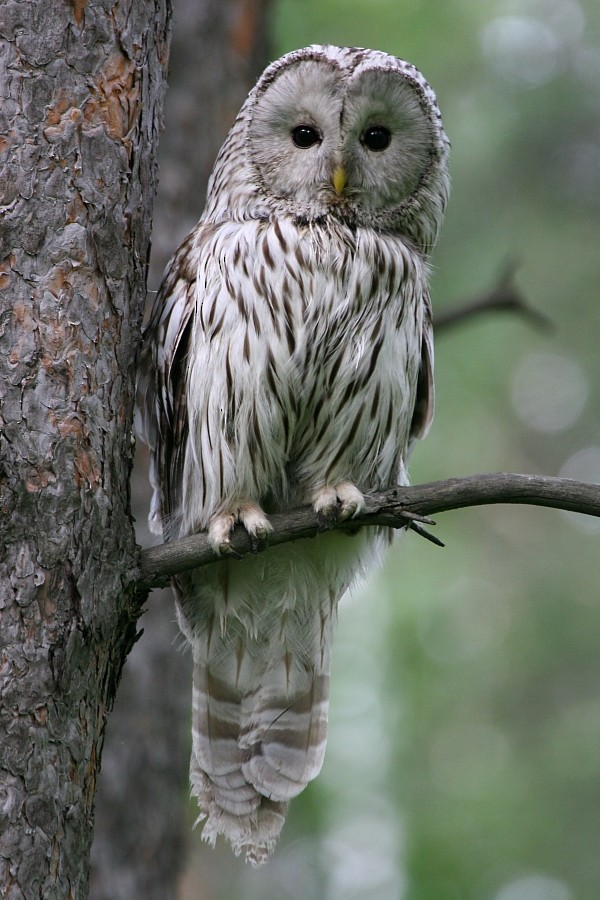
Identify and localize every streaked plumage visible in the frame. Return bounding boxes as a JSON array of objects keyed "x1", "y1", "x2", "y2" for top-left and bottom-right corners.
[{"x1": 136, "y1": 45, "x2": 449, "y2": 865}]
